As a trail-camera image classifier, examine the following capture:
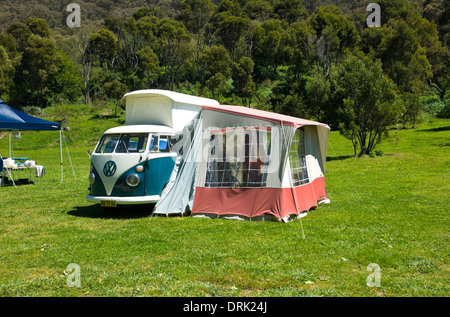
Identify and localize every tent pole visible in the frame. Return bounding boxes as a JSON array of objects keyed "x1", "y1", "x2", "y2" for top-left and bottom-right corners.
[
  {"x1": 60, "y1": 129, "x2": 63, "y2": 182},
  {"x1": 9, "y1": 131, "x2": 11, "y2": 158},
  {"x1": 299, "y1": 216, "x2": 306, "y2": 240},
  {"x1": 62, "y1": 130, "x2": 76, "y2": 180}
]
